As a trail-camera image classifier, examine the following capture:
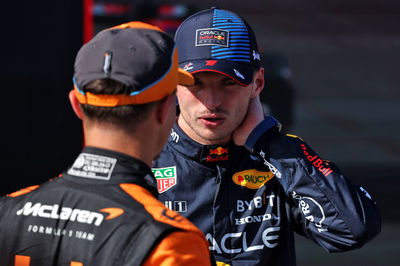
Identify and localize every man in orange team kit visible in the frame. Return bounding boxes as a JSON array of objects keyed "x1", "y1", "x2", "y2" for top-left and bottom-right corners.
[{"x1": 0, "y1": 22, "x2": 214, "y2": 265}]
